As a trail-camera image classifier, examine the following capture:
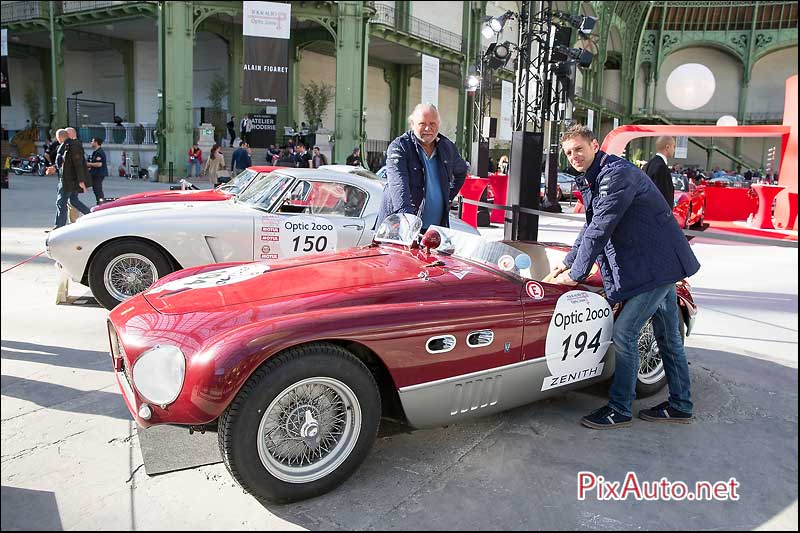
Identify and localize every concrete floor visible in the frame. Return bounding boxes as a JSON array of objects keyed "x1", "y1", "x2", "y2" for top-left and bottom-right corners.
[{"x1": 1, "y1": 174, "x2": 797, "y2": 530}]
